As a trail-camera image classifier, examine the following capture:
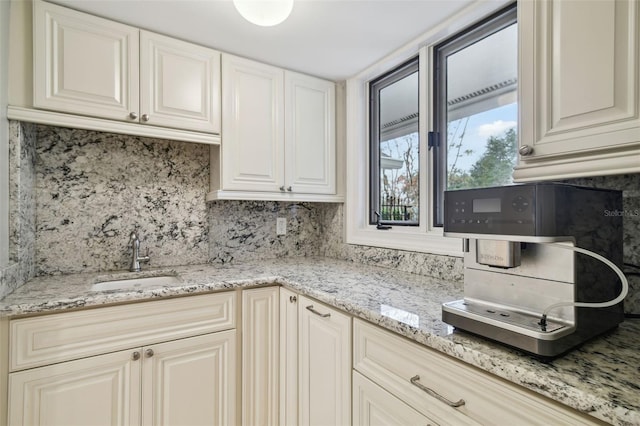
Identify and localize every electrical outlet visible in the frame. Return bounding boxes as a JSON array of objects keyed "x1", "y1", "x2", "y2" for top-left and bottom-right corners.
[{"x1": 276, "y1": 217, "x2": 287, "y2": 236}]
